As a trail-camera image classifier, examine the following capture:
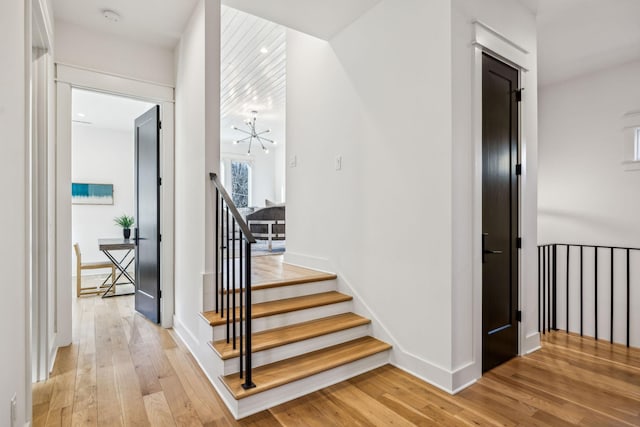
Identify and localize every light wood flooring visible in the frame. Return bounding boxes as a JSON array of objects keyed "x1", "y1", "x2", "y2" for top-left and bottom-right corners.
[{"x1": 34, "y1": 265, "x2": 640, "y2": 425}]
